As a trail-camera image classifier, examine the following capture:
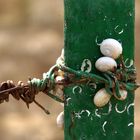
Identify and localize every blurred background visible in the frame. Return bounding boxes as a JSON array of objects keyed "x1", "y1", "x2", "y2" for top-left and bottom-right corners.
[{"x1": 0, "y1": 0, "x2": 139, "y2": 140}]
